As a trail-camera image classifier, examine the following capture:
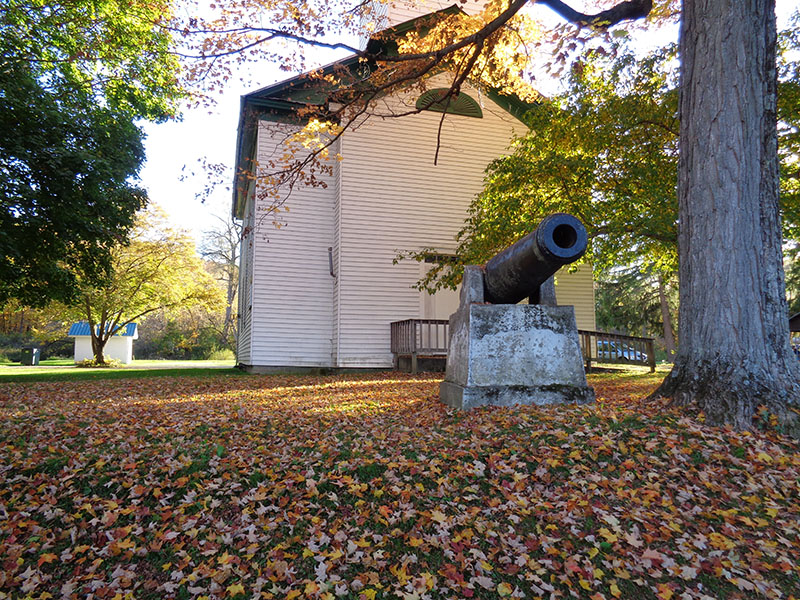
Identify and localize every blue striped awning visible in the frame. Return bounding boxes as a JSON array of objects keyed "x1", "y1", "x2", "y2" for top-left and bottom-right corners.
[{"x1": 68, "y1": 322, "x2": 138, "y2": 337}]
